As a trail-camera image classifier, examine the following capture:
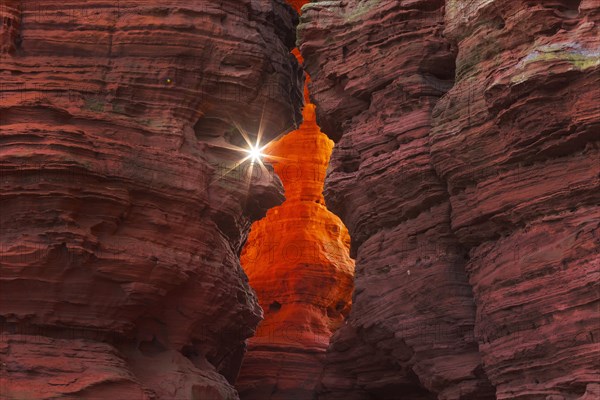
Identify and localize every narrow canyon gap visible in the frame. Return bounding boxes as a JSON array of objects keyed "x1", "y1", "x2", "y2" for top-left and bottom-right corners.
[
  {"x1": 236, "y1": 1, "x2": 355, "y2": 399},
  {"x1": 0, "y1": 1, "x2": 598, "y2": 400}
]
